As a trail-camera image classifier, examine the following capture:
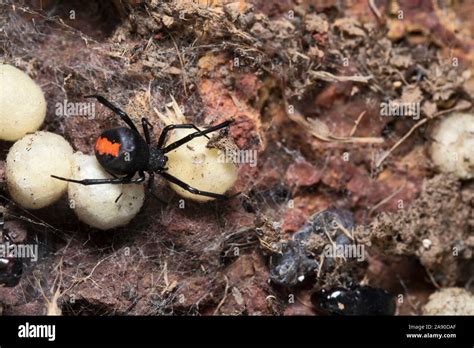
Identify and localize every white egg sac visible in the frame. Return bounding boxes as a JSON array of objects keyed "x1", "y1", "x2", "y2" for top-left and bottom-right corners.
[{"x1": 68, "y1": 152, "x2": 145, "y2": 230}]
